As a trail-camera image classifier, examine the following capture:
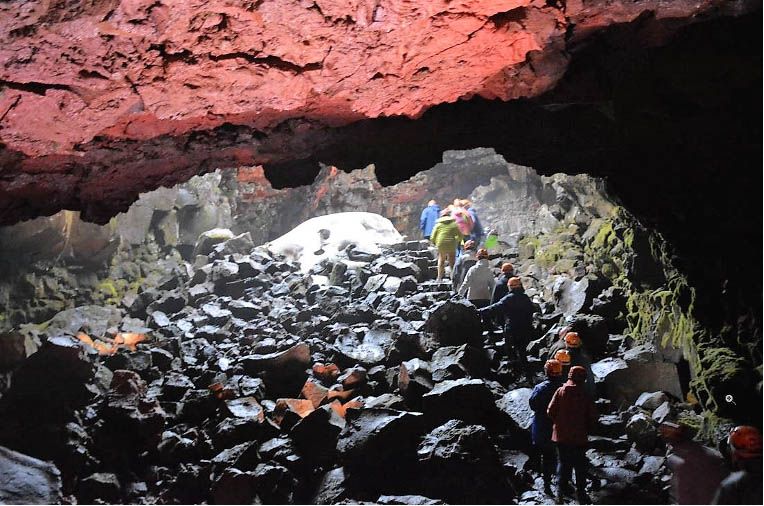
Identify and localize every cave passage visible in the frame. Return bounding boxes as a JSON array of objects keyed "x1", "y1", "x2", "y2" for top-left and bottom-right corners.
[{"x1": 0, "y1": 152, "x2": 759, "y2": 504}]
